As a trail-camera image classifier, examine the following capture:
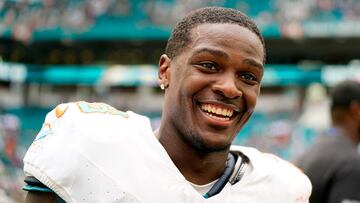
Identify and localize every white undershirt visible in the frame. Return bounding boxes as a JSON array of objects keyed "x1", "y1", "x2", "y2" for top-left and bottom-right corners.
[
  {"x1": 187, "y1": 154, "x2": 253, "y2": 196},
  {"x1": 188, "y1": 179, "x2": 218, "y2": 195}
]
